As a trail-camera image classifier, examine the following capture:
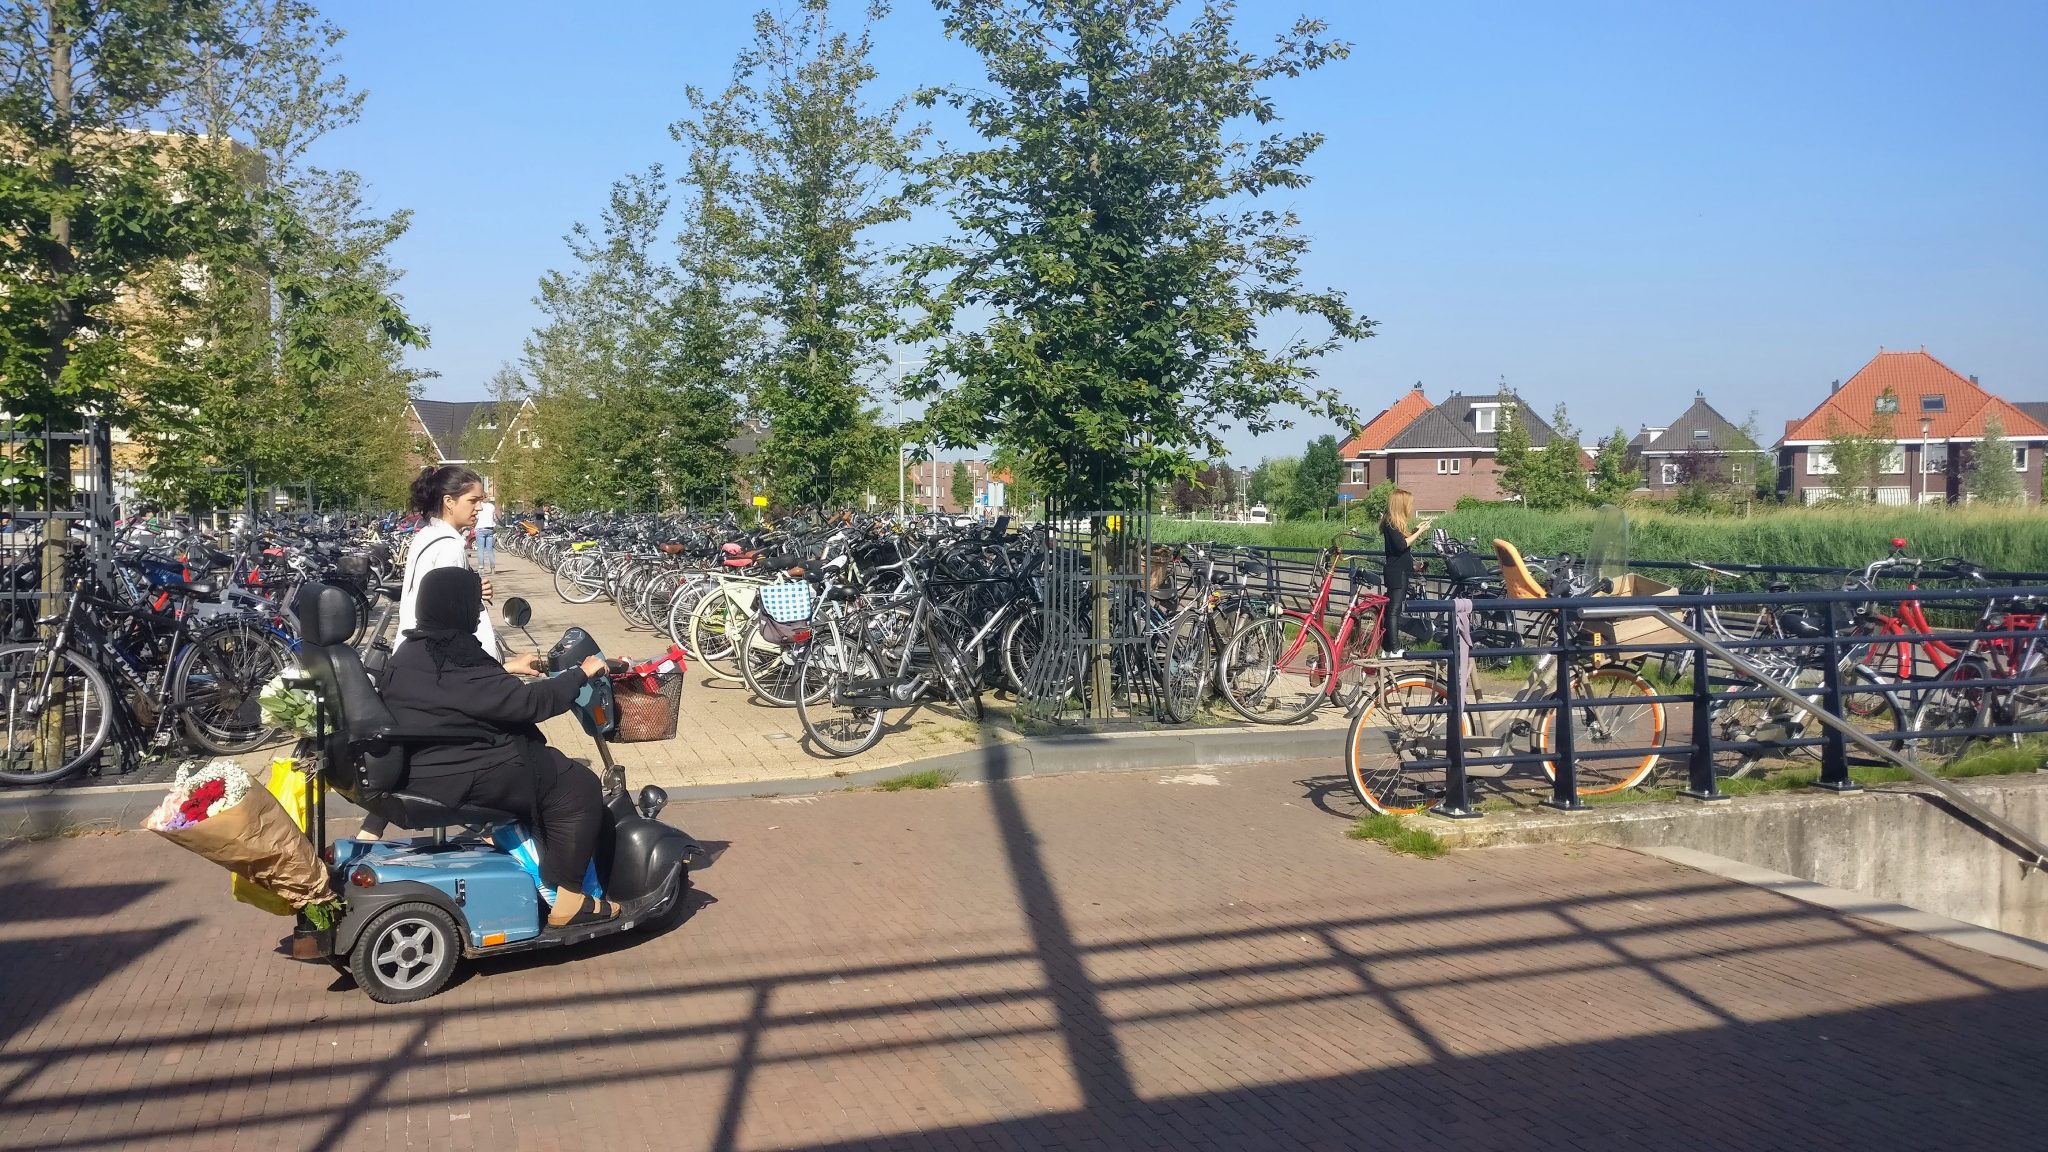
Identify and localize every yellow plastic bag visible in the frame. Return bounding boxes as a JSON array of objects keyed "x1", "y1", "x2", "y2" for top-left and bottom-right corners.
[{"x1": 231, "y1": 758, "x2": 316, "y2": 916}]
